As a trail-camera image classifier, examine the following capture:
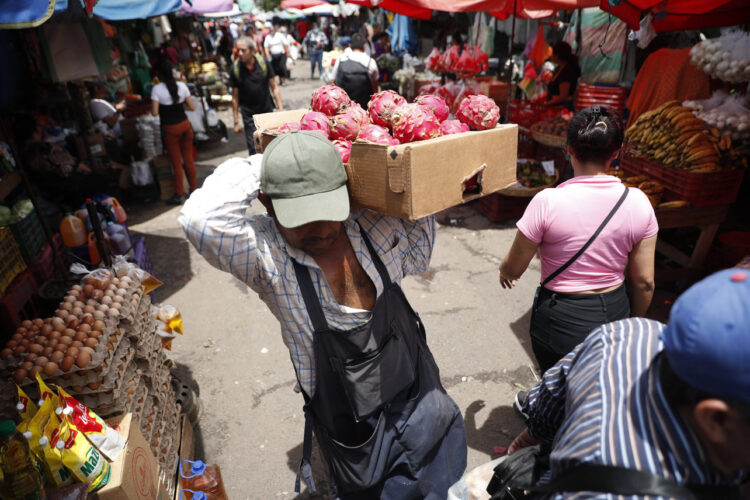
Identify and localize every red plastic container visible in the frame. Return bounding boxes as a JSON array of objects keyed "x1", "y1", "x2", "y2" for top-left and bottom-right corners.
[
  {"x1": 620, "y1": 149, "x2": 746, "y2": 207},
  {"x1": 575, "y1": 84, "x2": 627, "y2": 116}
]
